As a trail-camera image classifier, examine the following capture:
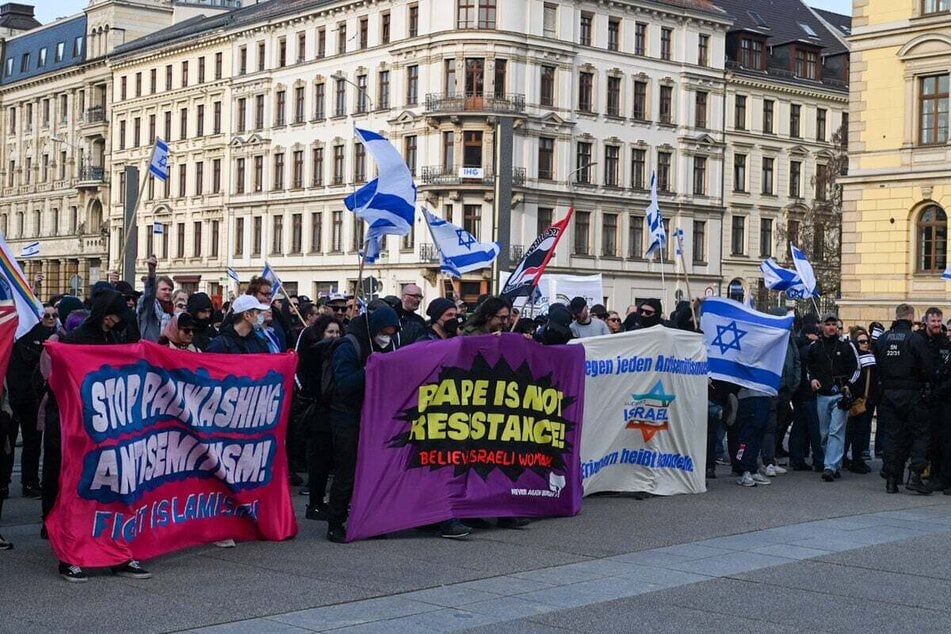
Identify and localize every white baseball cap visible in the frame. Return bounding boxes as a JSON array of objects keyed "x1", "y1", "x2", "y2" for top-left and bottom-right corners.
[{"x1": 232, "y1": 294, "x2": 270, "y2": 314}]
